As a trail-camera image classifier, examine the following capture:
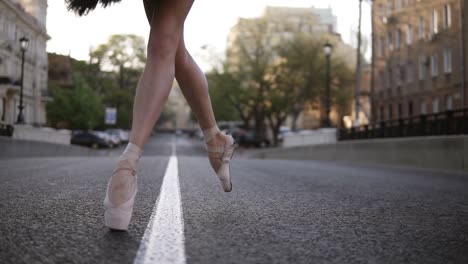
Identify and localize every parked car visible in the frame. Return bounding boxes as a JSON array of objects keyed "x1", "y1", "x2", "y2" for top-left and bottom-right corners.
[
  {"x1": 0, "y1": 121, "x2": 14, "y2": 137},
  {"x1": 222, "y1": 127, "x2": 247, "y2": 145},
  {"x1": 71, "y1": 131, "x2": 111, "y2": 149},
  {"x1": 106, "y1": 129, "x2": 129, "y2": 144},
  {"x1": 242, "y1": 130, "x2": 270, "y2": 148},
  {"x1": 224, "y1": 128, "x2": 269, "y2": 148},
  {"x1": 96, "y1": 131, "x2": 123, "y2": 148}
]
